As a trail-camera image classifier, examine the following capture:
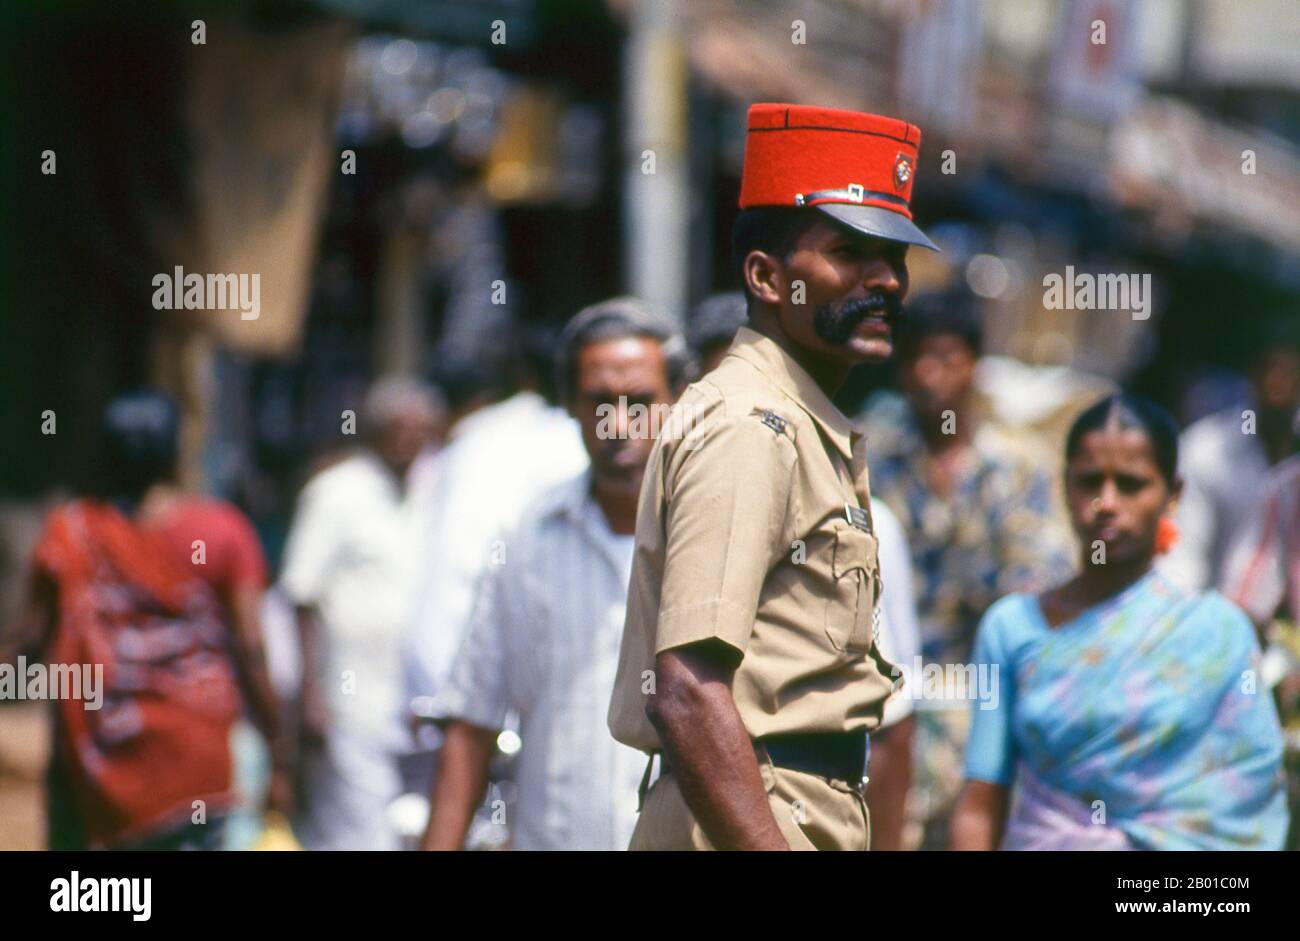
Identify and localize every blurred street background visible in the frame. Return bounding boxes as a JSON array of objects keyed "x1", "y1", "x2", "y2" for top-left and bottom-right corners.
[{"x1": 1, "y1": 0, "x2": 1298, "y2": 850}]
